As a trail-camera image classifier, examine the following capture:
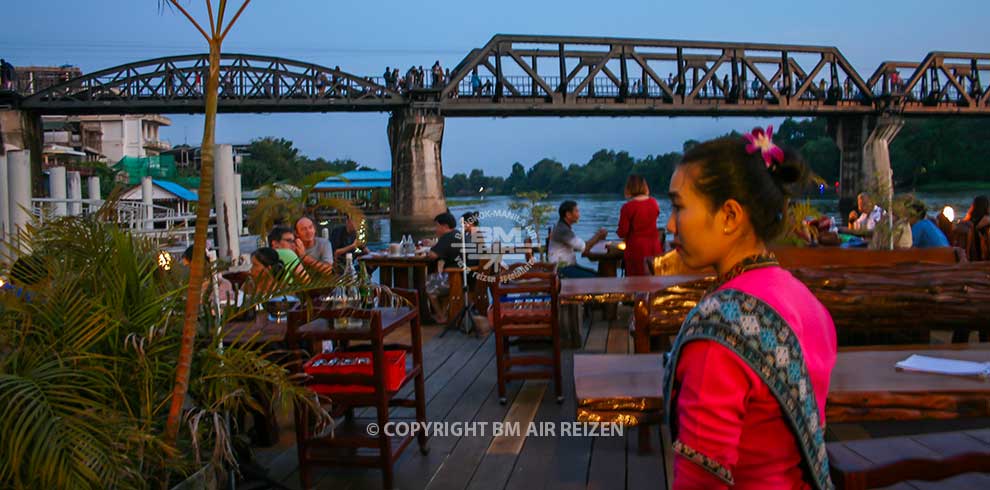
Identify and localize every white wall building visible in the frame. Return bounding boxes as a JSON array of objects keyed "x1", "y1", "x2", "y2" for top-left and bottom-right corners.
[{"x1": 42, "y1": 115, "x2": 172, "y2": 163}]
